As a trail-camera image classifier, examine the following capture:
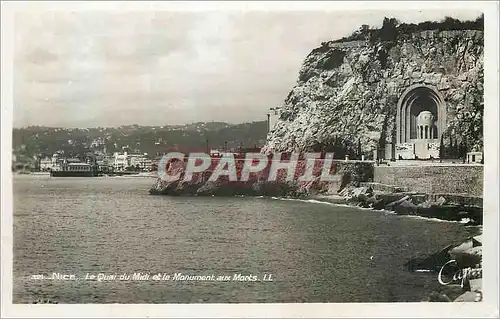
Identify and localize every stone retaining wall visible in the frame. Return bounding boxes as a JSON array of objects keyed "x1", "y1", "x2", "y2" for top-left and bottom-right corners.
[{"x1": 374, "y1": 165, "x2": 483, "y2": 196}]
